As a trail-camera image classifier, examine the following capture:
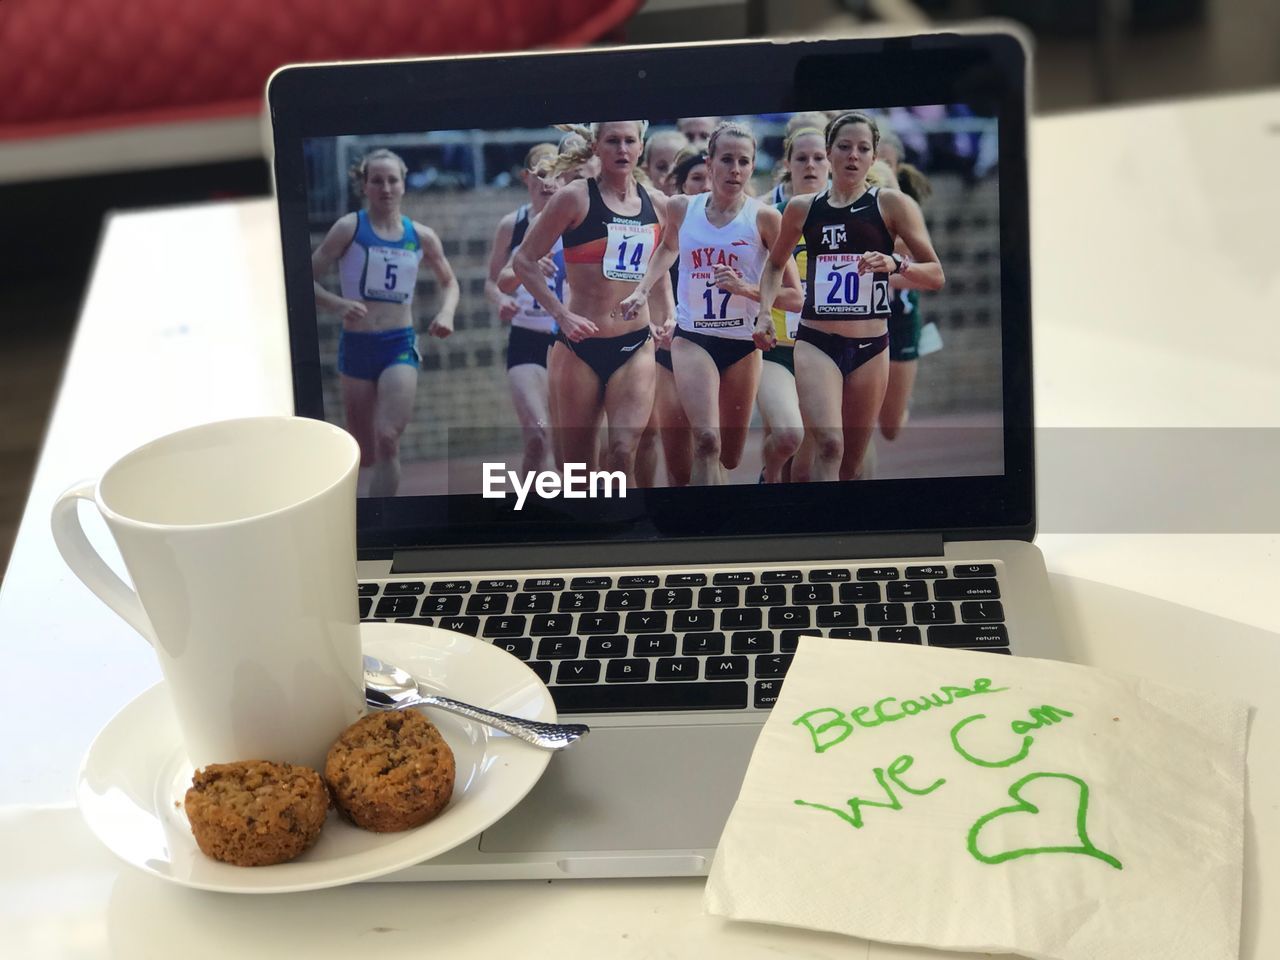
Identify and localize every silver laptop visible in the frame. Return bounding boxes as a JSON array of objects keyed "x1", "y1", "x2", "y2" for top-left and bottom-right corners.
[{"x1": 267, "y1": 32, "x2": 1060, "y2": 881}]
